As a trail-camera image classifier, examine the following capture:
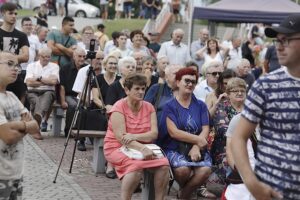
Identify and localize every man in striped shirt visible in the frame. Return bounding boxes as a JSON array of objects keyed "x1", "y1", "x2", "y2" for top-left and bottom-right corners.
[{"x1": 231, "y1": 14, "x2": 300, "y2": 200}]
